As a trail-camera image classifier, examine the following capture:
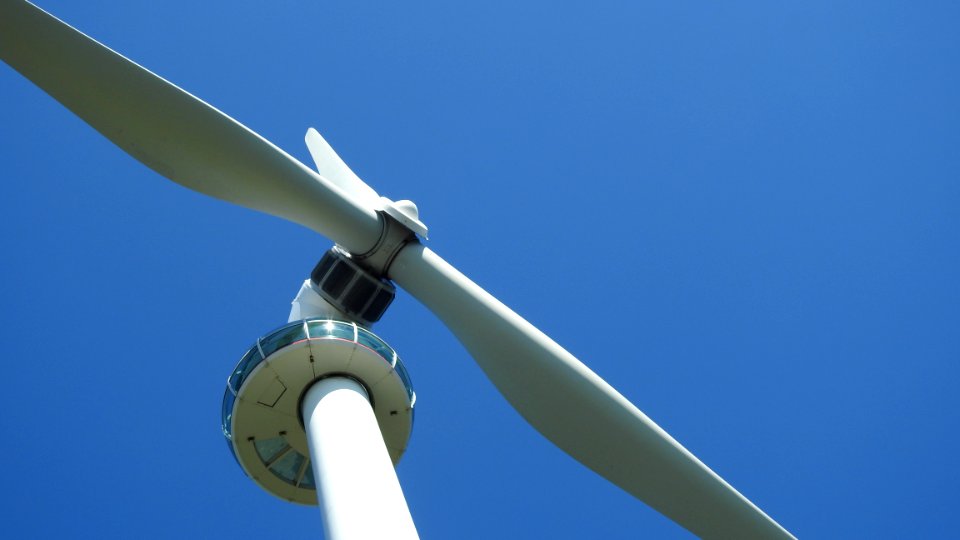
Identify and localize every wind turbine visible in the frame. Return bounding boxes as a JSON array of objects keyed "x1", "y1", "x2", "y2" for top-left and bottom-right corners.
[{"x1": 0, "y1": 1, "x2": 795, "y2": 538}]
